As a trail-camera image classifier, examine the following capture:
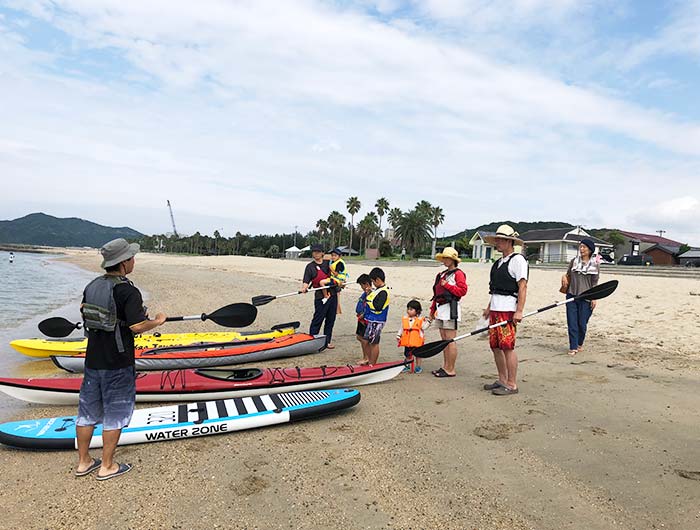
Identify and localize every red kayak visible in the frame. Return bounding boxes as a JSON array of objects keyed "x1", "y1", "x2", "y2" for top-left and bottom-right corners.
[{"x1": 0, "y1": 360, "x2": 406, "y2": 405}]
